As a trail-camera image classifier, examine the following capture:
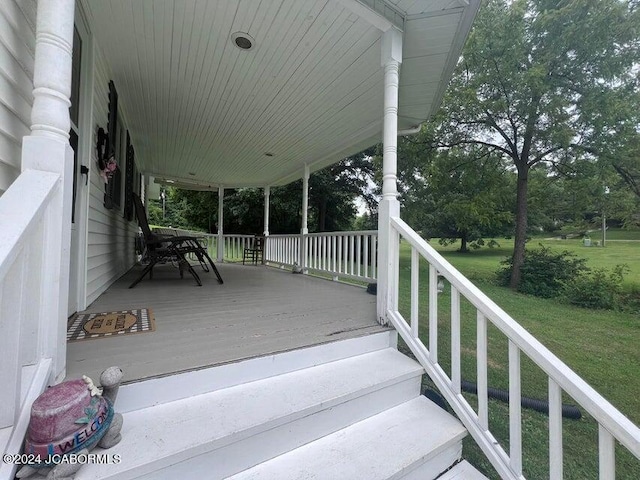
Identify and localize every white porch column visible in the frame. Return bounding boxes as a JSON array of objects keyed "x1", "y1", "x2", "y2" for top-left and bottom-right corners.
[
  {"x1": 300, "y1": 165, "x2": 310, "y2": 271},
  {"x1": 301, "y1": 165, "x2": 310, "y2": 234},
  {"x1": 217, "y1": 187, "x2": 224, "y2": 262},
  {"x1": 20, "y1": 0, "x2": 75, "y2": 381},
  {"x1": 377, "y1": 28, "x2": 402, "y2": 326},
  {"x1": 143, "y1": 175, "x2": 151, "y2": 219},
  {"x1": 263, "y1": 186, "x2": 270, "y2": 236}
]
